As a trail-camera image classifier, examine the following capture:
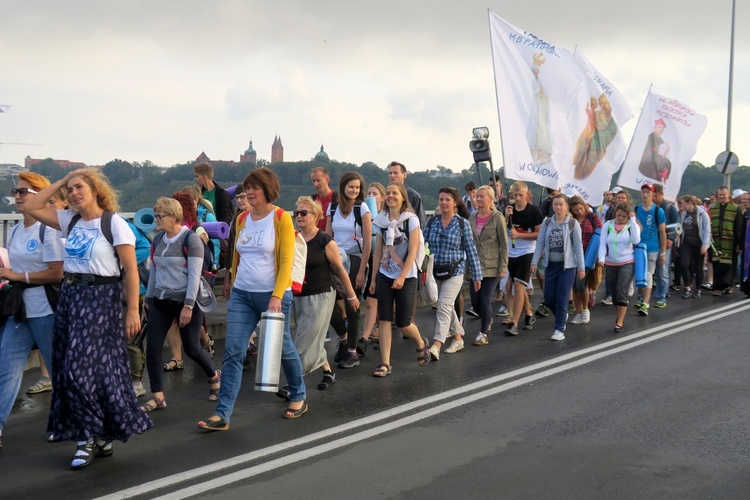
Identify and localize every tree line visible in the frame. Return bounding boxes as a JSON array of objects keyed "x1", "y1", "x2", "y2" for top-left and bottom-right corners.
[{"x1": 0, "y1": 157, "x2": 747, "y2": 214}]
